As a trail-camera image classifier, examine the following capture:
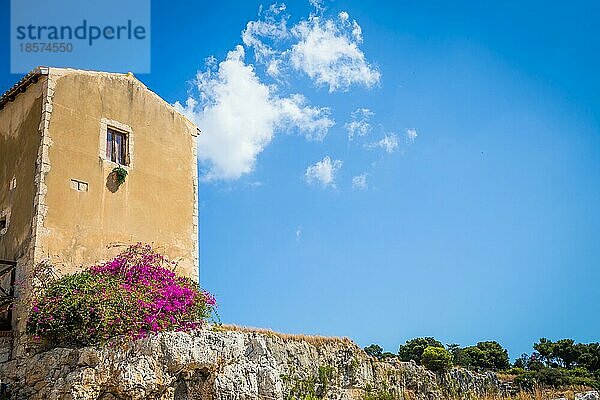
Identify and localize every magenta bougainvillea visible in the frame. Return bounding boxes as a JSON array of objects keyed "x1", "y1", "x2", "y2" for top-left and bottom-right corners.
[{"x1": 27, "y1": 243, "x2": 216, "y2": 346}]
